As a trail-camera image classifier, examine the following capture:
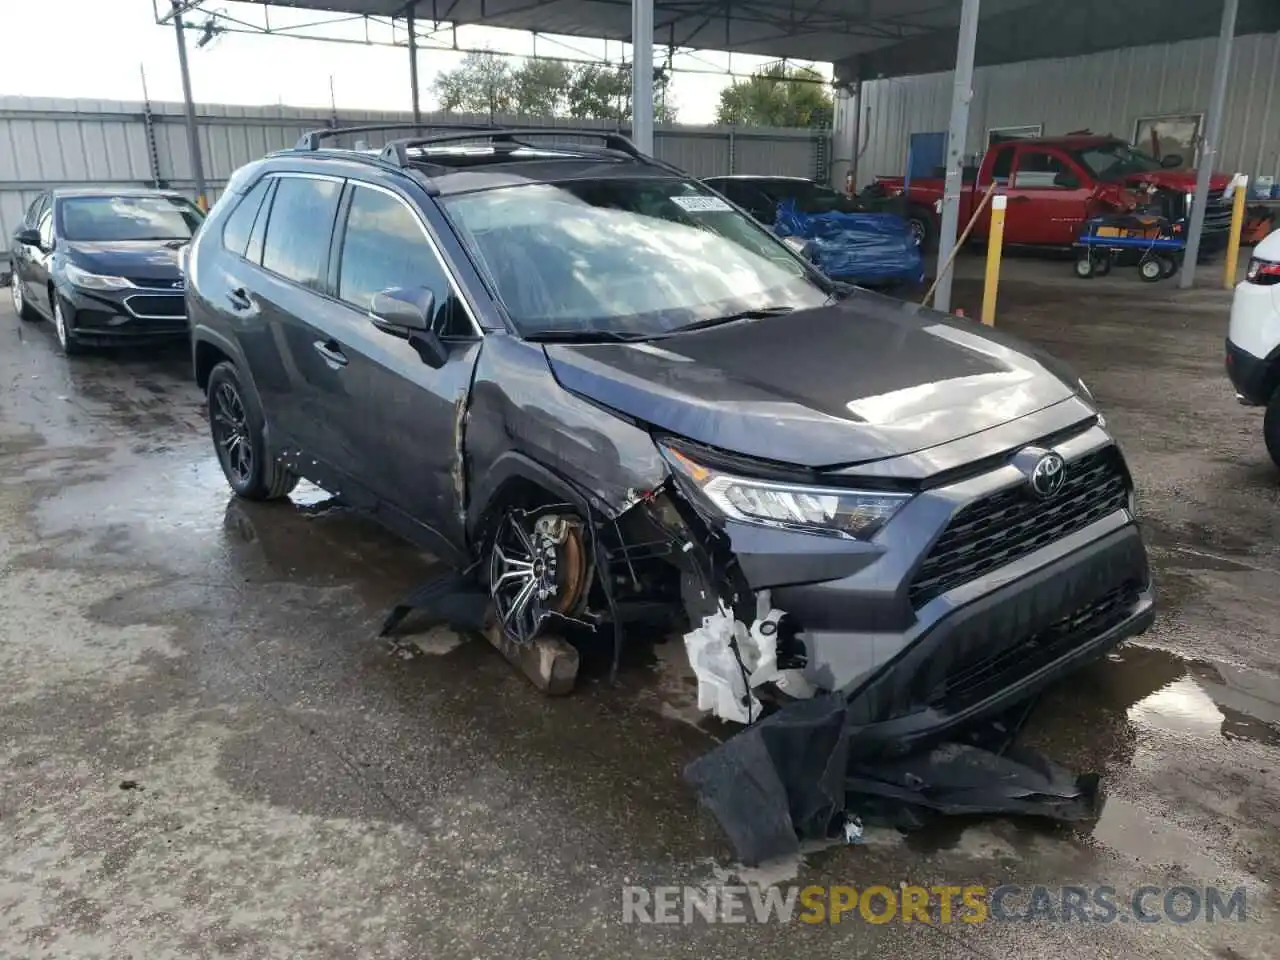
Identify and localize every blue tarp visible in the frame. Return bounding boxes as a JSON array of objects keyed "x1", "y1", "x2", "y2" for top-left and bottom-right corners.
[{"x1": 774, "y1": 200, "x2": 924, "y2": 287}]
